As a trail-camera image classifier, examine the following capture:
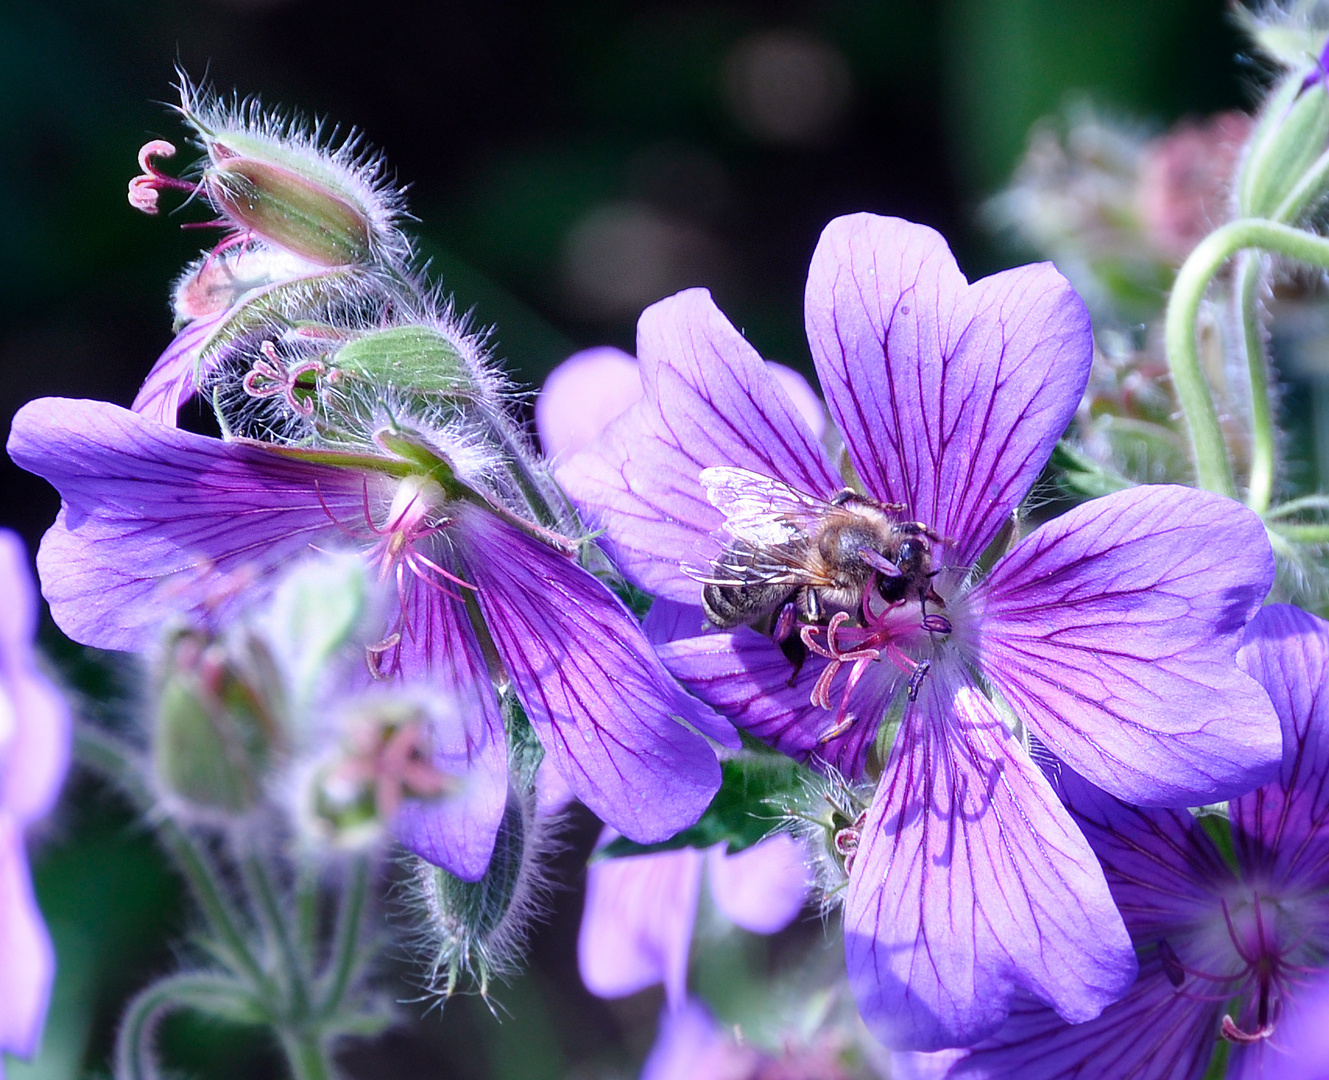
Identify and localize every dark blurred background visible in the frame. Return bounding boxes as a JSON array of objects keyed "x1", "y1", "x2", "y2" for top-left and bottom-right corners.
[{"x1": 0, "y1": 1, "x2": 1248, "y2": 1077}]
